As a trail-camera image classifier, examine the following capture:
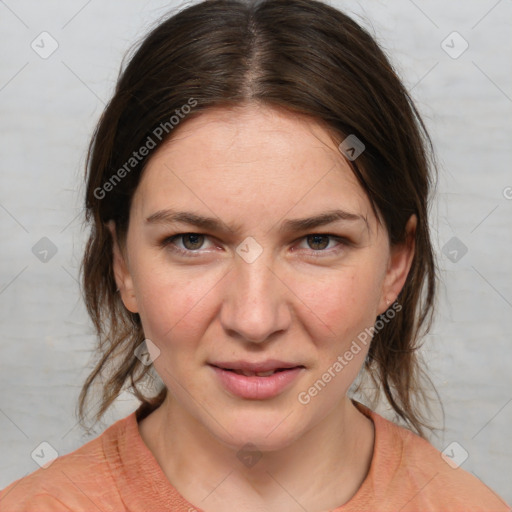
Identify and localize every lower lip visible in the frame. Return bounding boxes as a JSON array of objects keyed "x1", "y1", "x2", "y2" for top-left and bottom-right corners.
[{"x1": 210, "y1": 366, "x2": 304, "y2": 400}]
